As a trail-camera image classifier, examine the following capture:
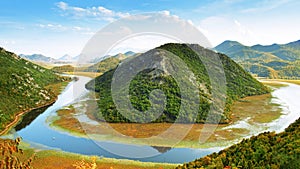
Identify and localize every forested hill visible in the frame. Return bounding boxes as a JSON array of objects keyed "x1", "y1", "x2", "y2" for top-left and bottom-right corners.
[
  {"x1": 86, "y1": 43, "x2": 269, "y2": 124},
  {"x1": 177, "y1": 117, "x2": 300, "y2": 169},
  {"x1": 0, "y1": 47, "x2": 68, "y2": 131}
]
